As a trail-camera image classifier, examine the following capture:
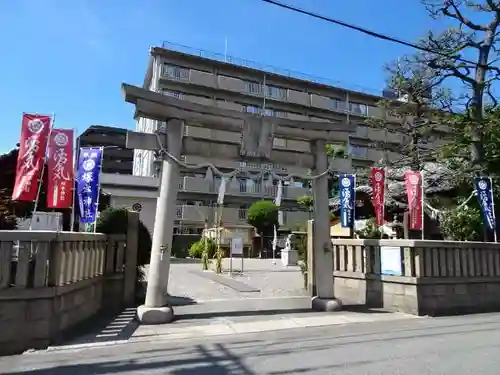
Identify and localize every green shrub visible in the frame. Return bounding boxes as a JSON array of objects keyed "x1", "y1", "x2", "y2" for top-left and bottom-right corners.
[
  {"x1": 96, "y1": 206, "x2": 152, "y2": 267},
  {"x1": 188, "y1": 237, "x2": 217, "y2": 259},
  {"x1": 355, "y1": 217, "x2": 382, "y2": 239}
]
